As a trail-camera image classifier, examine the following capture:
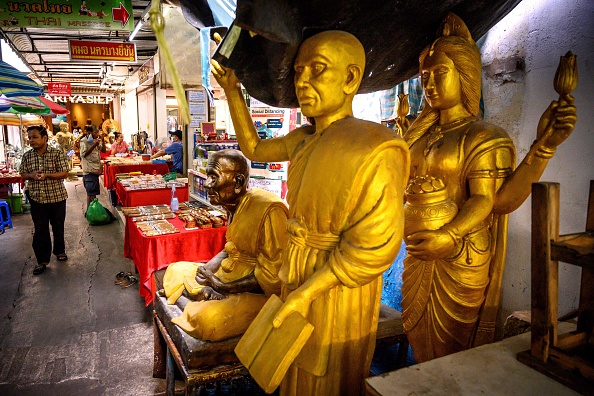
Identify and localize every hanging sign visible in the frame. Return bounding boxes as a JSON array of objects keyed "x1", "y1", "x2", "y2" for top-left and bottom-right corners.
[
  {"x1": 0, "y1": 0, "x2": 134, "y2": 30},
  {"x1": 44, "y1": 94, "x2": 114, "y2": 104},
  {"x1": 138, "y1": 58, "x2": 154, "y2": 86},
  {"x1": 69, "y1": 40, "x2": 137, "y2": 63},
  {"x1": 48, "y1": 82, "x2": 71, "y2": 96}
]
